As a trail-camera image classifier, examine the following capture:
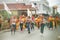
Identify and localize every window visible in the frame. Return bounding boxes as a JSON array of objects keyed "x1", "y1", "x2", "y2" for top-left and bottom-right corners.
[{"x1": 34, "y1": 3, "x2": 37, "y2": 5}]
